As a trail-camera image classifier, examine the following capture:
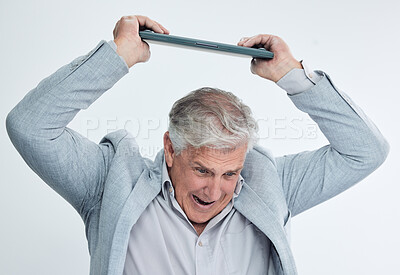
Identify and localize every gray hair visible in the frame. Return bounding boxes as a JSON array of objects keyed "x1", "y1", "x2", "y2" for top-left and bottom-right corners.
[{"x1": 168, "y1": 87, "x2": 258, "y2": 155}]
